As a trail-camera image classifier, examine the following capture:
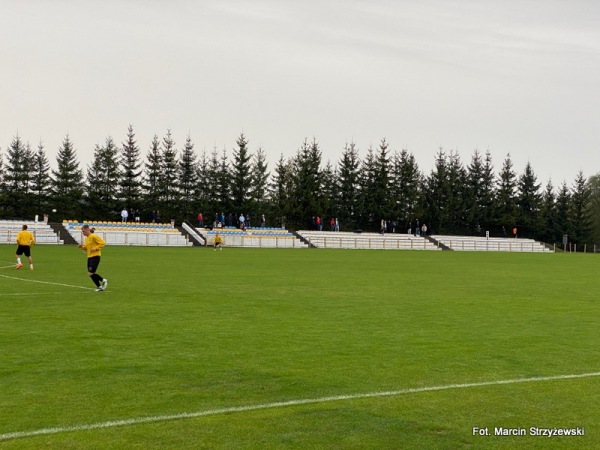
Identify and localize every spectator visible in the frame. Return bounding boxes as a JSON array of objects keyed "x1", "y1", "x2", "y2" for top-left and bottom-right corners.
[
  {"x1": 121, "y1": 208, "x2": 129, "y2": 223},
  {"x1": 261, "y1": 214, "x2": 266, "y2": 228},
  {"x1": 197, "y1": 212, "x2": 204, "y2": 228}
]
